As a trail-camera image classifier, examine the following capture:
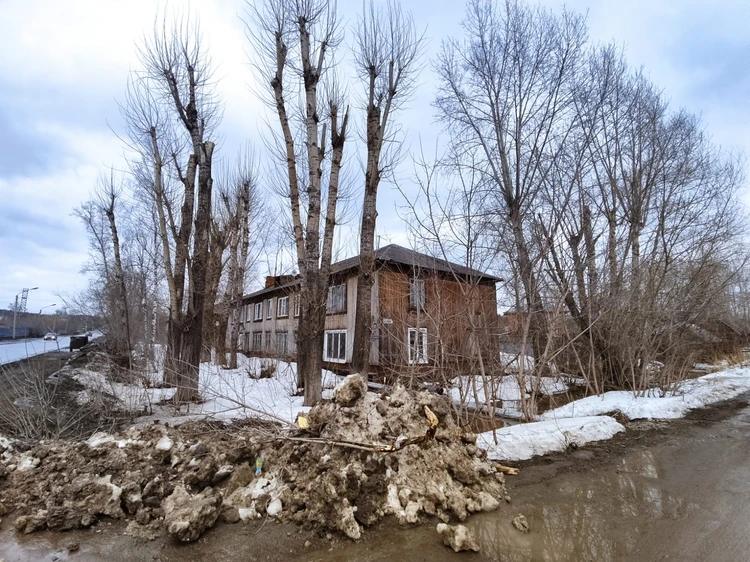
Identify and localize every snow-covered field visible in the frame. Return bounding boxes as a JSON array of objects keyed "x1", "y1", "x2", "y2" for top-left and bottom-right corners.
[{"x1": 88, "y1": 355, "x2": 341, "y2": 427}]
